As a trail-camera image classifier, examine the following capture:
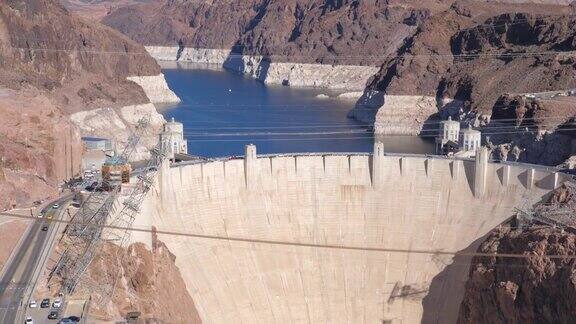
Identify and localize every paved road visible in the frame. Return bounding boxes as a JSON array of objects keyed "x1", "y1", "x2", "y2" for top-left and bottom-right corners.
[{"x1": 0, "y1": 195, "x2": 72, "y2": 324}]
